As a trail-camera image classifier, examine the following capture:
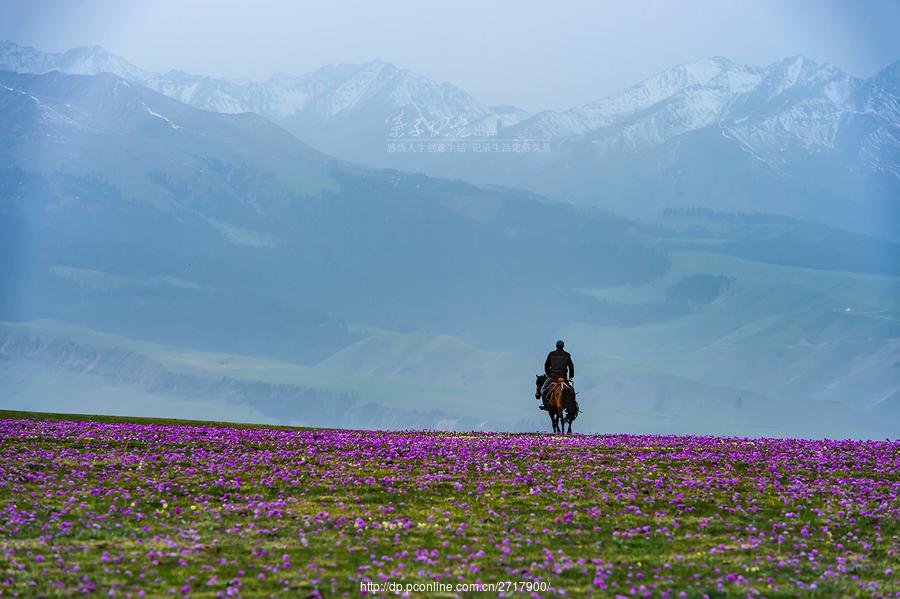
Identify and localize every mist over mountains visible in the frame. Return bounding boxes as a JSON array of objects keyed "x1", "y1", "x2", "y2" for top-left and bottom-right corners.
[
  {"x1": 3, "y1": 41, "x2": 897, "y2": 237},
  {"x1": 1, "y1": 41, "x2": 898, "y2": 437}
]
